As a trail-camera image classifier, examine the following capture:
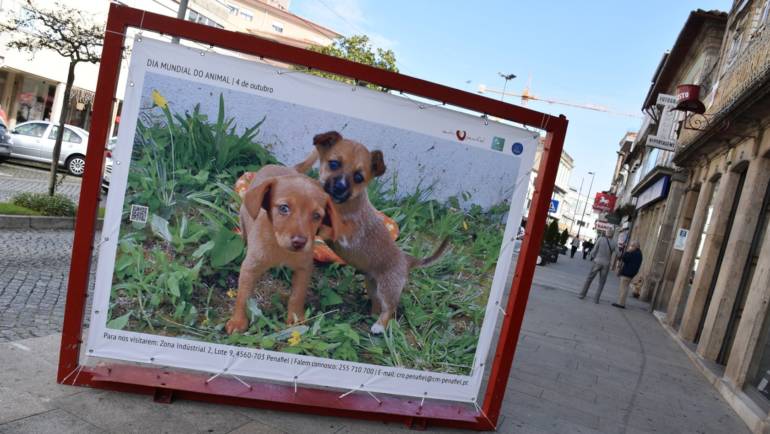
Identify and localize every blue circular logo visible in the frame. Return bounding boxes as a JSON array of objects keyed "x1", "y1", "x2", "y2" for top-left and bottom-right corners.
[{"x1": 511, "y1": 142, "x2": 524, "y2": 155}]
